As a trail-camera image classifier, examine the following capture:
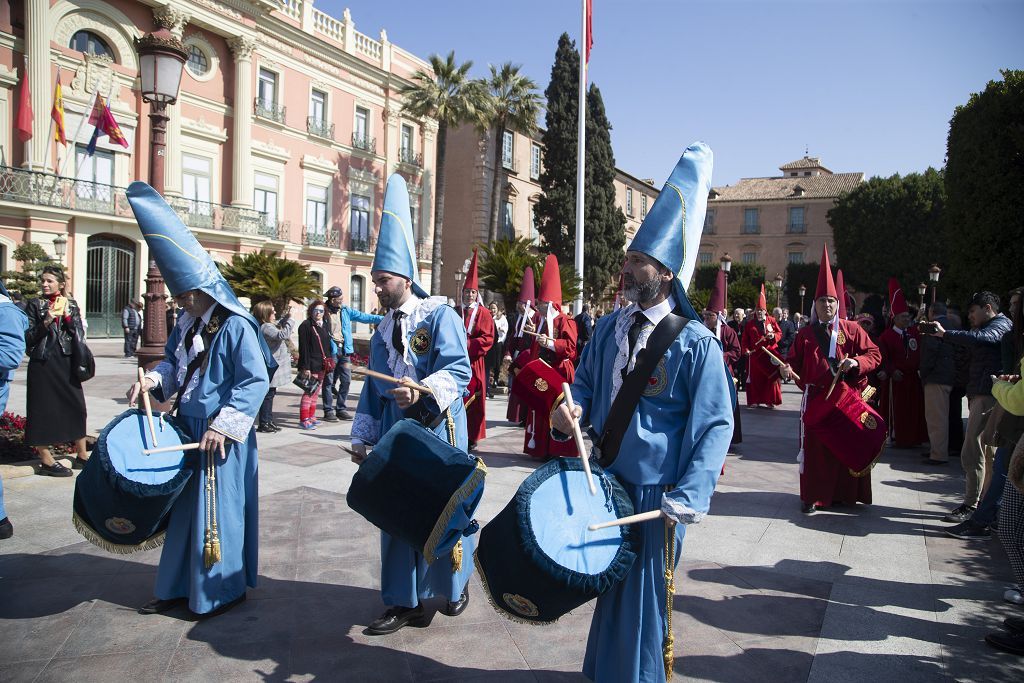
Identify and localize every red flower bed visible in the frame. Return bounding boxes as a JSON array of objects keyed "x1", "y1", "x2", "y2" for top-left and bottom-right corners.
[{"x1": 0, "y1": 411, "x2": 75, "y2": 463}]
